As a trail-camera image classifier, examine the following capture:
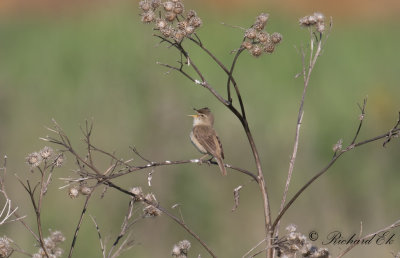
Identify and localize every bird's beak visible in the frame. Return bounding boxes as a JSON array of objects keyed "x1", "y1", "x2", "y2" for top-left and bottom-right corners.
[{"x1": 188, "y1": 114, "x2": 198, "y2": 118}]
